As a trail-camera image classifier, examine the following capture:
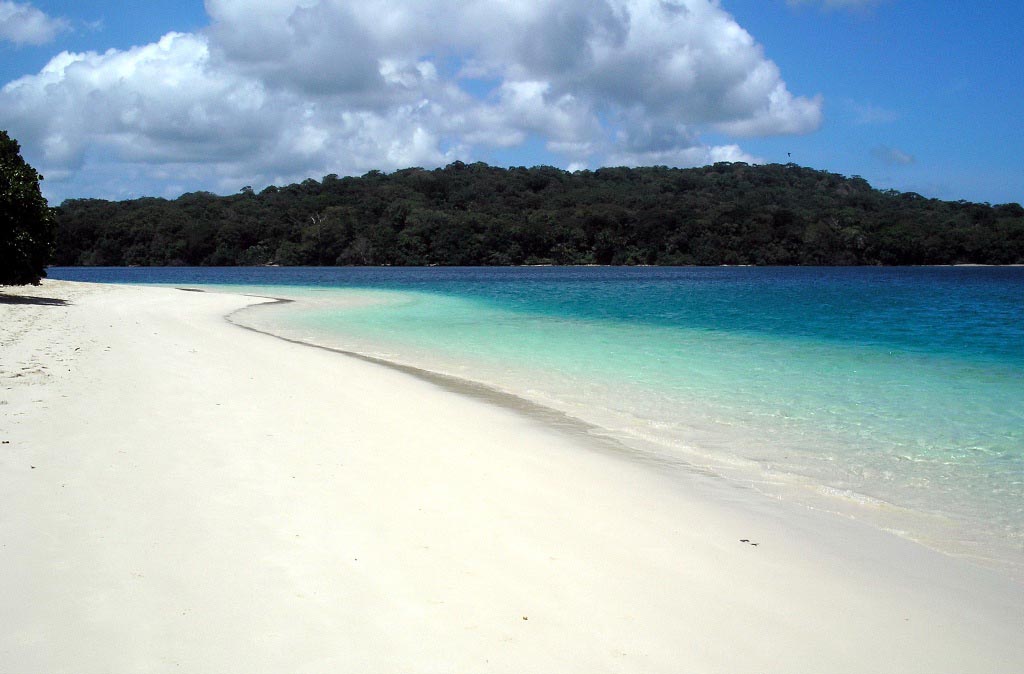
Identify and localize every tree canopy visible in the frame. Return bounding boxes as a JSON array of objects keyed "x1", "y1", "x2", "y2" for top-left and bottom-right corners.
[
  {"x1": 1, "y1": 130, "x2": 55, "y2": 285},
  {"x1": 53, "y1": 162, "x2": 1024, "y2": 267}
]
